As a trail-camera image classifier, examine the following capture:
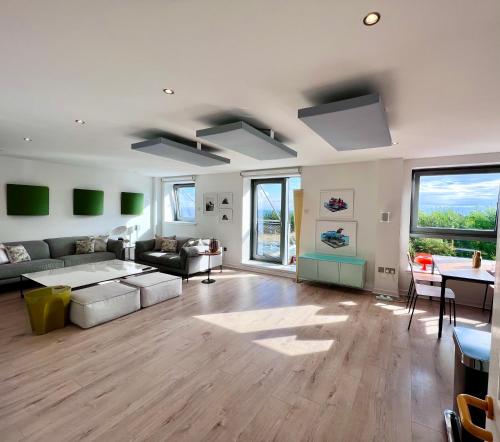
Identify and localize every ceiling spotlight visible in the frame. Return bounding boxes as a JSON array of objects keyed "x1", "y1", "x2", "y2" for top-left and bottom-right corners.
[
  {"x1": 24, "y1": 137, "x2": 32, "y2": 142},
  {"x1": 392, "y1": 141, "x2": 399, "y2": 145},
  {"x1": 162, "y1": 88, "x2": 175, "y2": 95},
  {"x1": 75, "y1": 119, "x2": 86, "y2": 124},
  {"x1": 363, "y1": 12, "x2": 380, "y2": 26}
]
